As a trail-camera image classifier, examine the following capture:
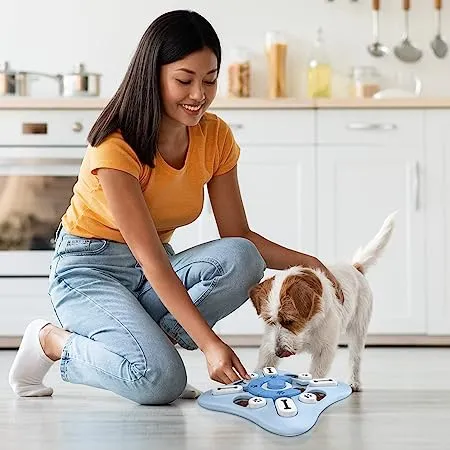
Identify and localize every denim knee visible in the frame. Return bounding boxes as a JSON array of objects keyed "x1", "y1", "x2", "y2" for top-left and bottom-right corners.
[
  {"x1": 221, "y1": 237, "x2": 266, "y2": 286},
  {"x1": 123, "y1": 353, "x2": 187, "y2": 405}
]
